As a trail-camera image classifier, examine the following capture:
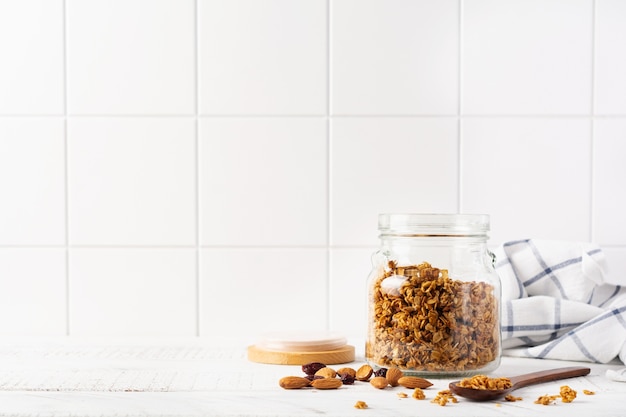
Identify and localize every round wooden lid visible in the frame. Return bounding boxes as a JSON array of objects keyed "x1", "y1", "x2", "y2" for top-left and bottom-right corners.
[{"x1": 247, "y1": 331, "x2": 355, "y2": 365}]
